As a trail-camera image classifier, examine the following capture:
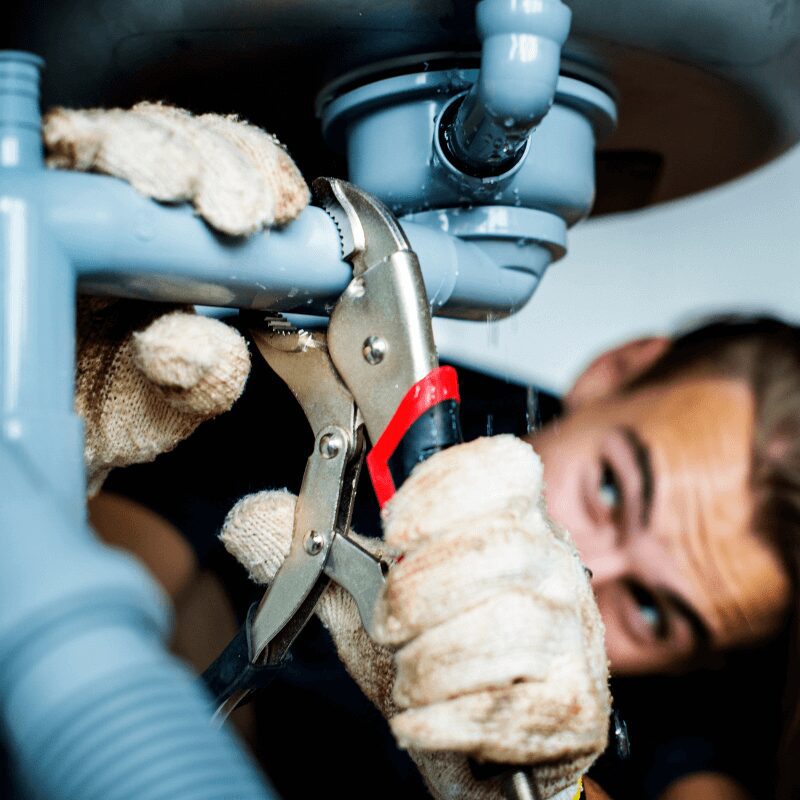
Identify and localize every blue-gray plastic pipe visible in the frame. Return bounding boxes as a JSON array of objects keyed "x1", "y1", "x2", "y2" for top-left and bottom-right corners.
[
  {"x1": 0, "y1": 49, "x2": 546, "y2": 800},
  {"x1": 0, "y1": 442, "x2": 273, "y2": 800},
  {"x1": 48, "y1": 175, "x2": 538, "y2": 318},
  {"x1": 442, "y1": 0, "x2": 572, "y2": 176},
  {"x1": 1, "y1": 52, "x2": 275, "y2": 800}
]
